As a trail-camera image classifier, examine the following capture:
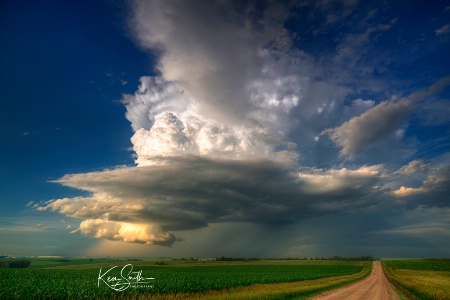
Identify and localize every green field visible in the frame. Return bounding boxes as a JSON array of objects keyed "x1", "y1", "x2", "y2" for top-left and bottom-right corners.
[
  {"x1": 382, "y1": 259, "x2": 450, "y2": 300},
  {"x1": 0, "y1": 258, "x2": 368, "y2": 299}
]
